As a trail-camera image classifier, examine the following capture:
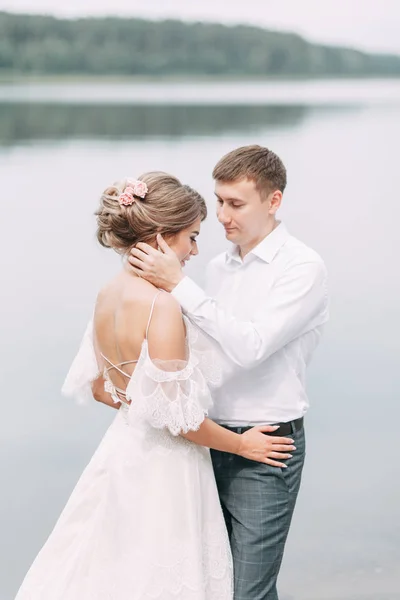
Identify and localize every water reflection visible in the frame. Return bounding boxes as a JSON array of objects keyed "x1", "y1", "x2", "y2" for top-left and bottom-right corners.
[
  {"x1": 0, "y1": 102, "x2": 351, "y2": 144},
  {"x1": 2, "y1": 89, "x2": 399, "y2": 599}
]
